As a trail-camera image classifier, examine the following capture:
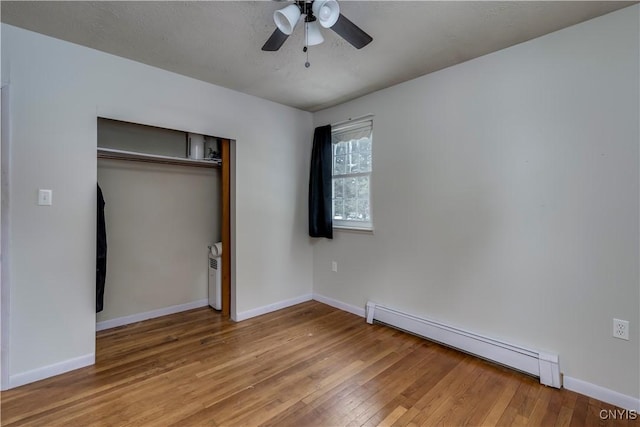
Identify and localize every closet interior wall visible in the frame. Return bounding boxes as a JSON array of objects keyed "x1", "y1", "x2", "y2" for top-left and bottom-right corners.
[{"x1": 97, "y1": 119, "x2": 221, "y2": 323}]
